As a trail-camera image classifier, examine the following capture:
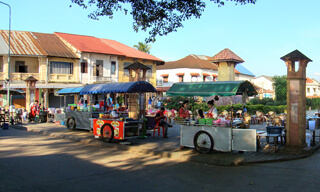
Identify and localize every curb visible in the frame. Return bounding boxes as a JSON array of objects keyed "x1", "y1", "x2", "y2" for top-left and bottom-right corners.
[{"x1": 9, "y1": 124, "x2": 319, "y2": 166}]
